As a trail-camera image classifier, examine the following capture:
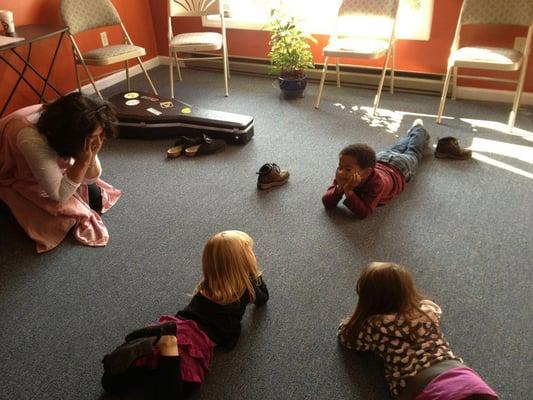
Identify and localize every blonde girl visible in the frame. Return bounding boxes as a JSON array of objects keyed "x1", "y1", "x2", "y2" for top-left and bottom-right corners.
[
  {"x1": 102, "y1": 231, "x2": 269, "y2": 400},
  {"x1": 338, "y1": 262, "x2": 498, "y2": 400}
]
